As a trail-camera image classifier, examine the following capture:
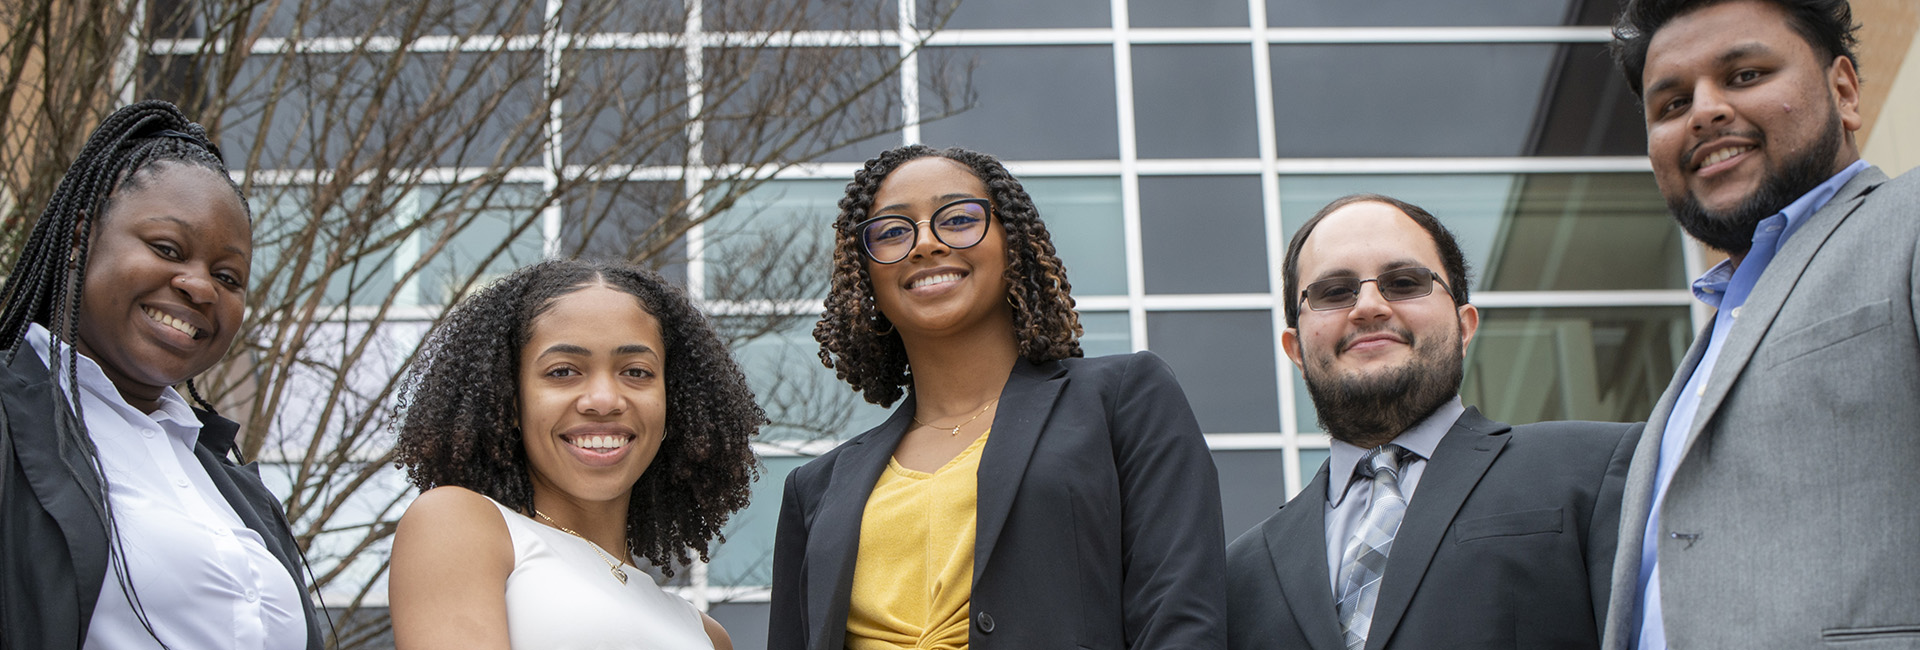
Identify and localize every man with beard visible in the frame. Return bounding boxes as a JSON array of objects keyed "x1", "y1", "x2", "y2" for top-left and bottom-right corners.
[
  {"x1": 1224, "y1": 194, "x2": 1638, "y2": 650},
  {"x1": 1604, "y1": 1, "x2": 1920, "y2": 649}
]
